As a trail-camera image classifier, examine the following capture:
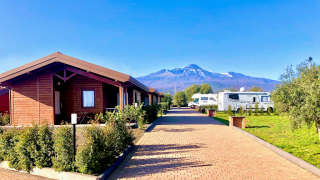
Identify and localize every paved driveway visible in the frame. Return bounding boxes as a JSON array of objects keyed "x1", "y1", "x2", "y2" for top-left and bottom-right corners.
[{"x1": 108, "y1": 107, "x2": 319, "y2": 180}]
